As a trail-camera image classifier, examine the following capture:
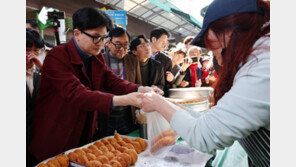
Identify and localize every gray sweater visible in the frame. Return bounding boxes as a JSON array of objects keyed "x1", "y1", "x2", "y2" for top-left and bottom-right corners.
[{"x1": 170, "y1": 35, "x2": 270, "y2": 166}]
